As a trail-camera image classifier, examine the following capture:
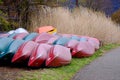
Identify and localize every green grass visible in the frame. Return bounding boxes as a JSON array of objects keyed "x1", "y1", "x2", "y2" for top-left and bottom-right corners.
[{"x1": 17, "y1": 44, "x2": 120, "y2": 80}]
